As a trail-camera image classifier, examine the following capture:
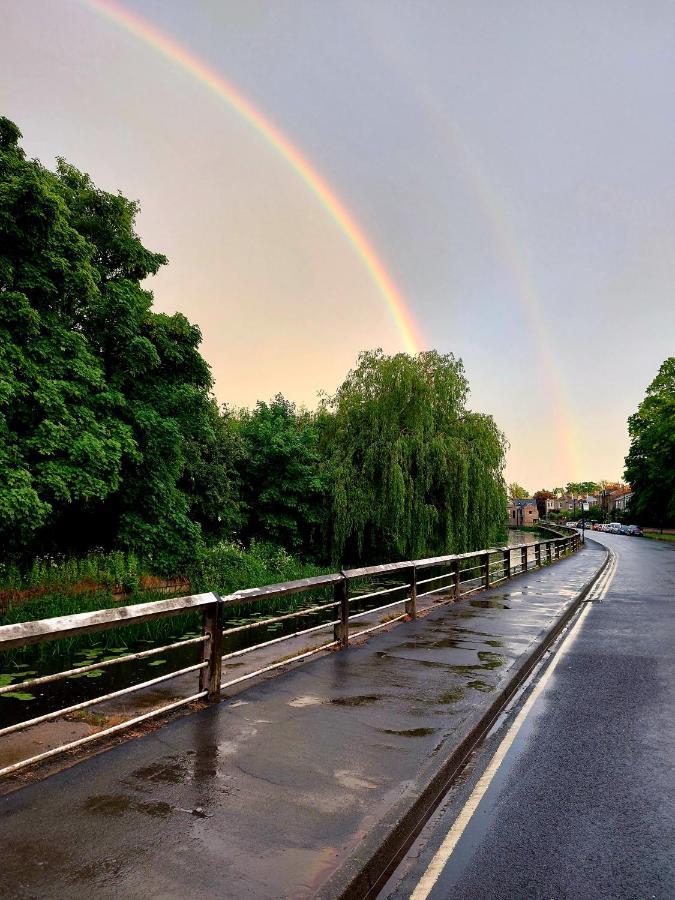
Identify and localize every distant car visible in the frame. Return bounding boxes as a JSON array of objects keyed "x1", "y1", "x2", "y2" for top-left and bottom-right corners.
[
  {"x1": 608, "y1": 523, "x2": 623, "y2": 534},
  {"x1": 626, "y1": 524, "x2": 643, "y2": 536},
  {"x1": 592, "y1": 523, "x2": 603, "y2": 531}
]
